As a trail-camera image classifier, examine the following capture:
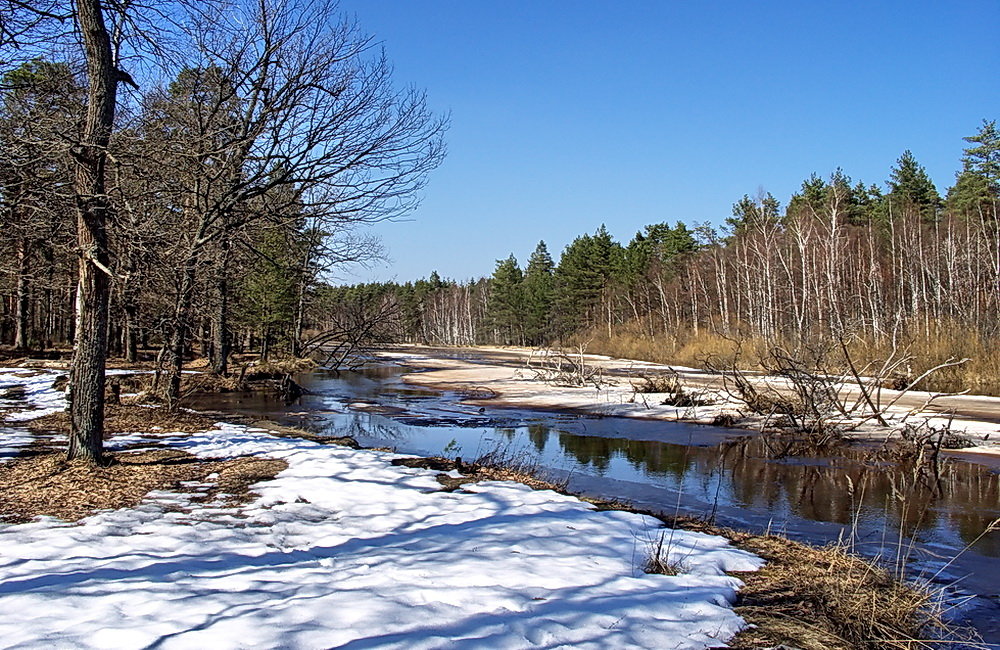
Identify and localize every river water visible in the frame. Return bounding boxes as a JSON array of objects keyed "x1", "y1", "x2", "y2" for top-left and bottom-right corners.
[{"x1": 189, "y1": 364, "x2": 1000, "y2": 643}]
